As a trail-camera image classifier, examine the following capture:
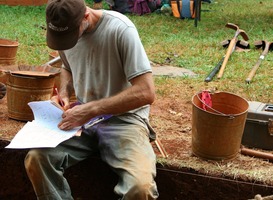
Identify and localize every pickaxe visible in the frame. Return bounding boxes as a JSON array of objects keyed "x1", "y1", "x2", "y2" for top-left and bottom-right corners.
[
  {"x1": 204, "y1": 39, "x2": 250, "y2": 82},
  {"x1": 245, "y1": 40, "x2": 273, "y2": 83},
  {"x1": 217, "y1": 23, "x2": 249, "y2": 79}
]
